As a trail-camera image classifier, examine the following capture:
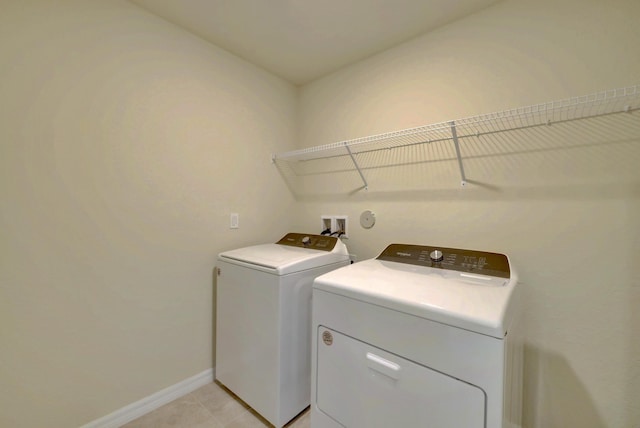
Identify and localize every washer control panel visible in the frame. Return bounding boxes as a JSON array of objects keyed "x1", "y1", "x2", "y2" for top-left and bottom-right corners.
[
  {"x1": 276, "y1": 233, "x2": 338, "y2": 251},
  {"x1": 377, "y1": 243, "x2": 510, "y2": 278}
]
